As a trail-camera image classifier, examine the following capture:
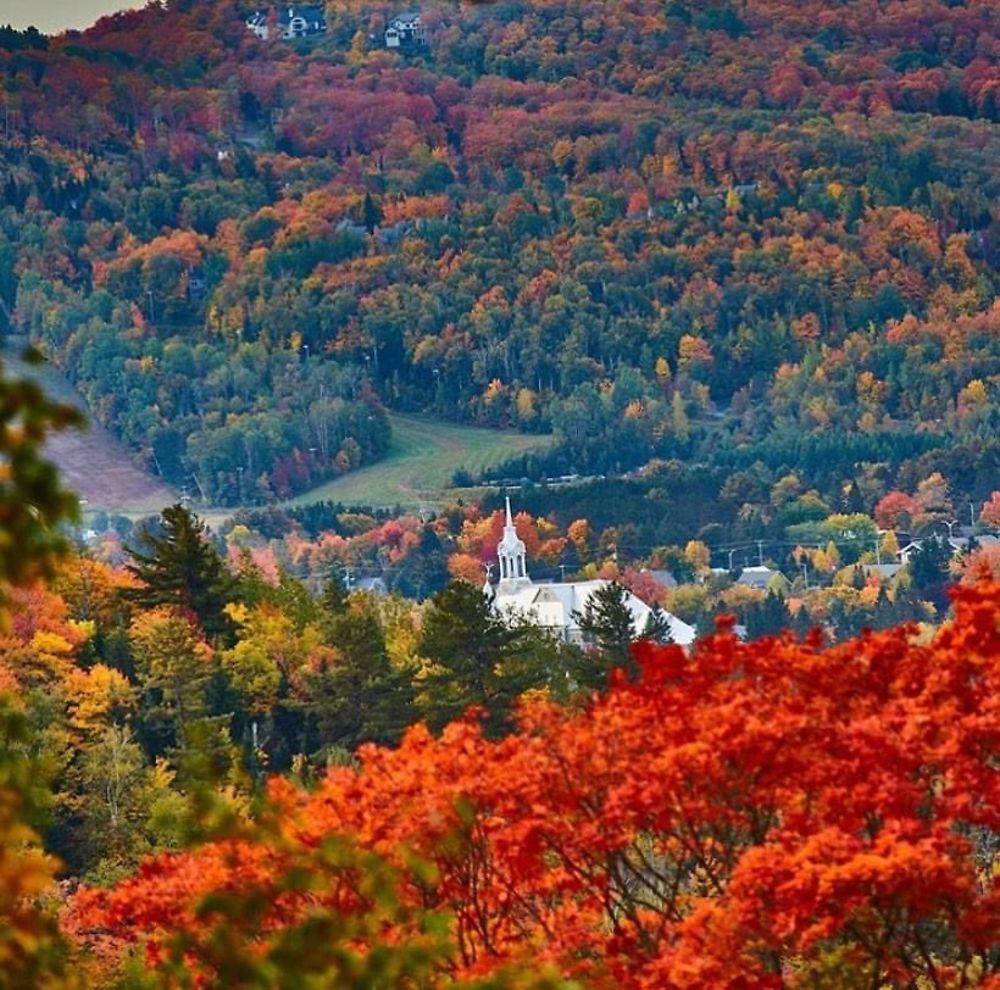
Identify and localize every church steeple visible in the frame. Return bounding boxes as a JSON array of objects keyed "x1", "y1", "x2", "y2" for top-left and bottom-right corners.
[{"x1": 496, "y1": 496, "x2": 529, "y2": 591}]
